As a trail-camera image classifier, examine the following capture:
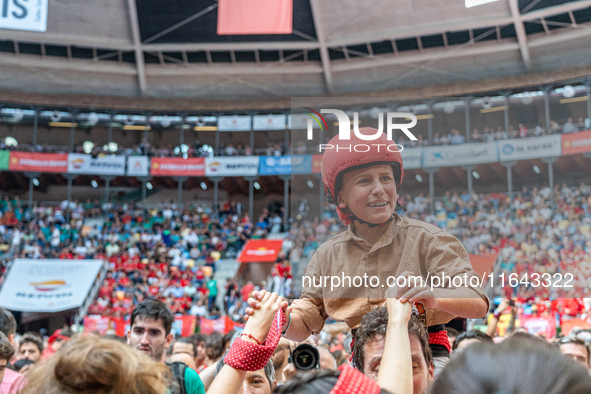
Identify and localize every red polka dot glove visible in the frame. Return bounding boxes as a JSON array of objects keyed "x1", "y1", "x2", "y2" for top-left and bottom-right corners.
[
  {"x1": 330, "y1": 365, "x2": 381, "y2": 394},
  {"x1": 428, "y1": 330, "x2": 451, "y2": 353},
  {"x1": 224, "y1": 308, "x2": 287, "y2": 371}
]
